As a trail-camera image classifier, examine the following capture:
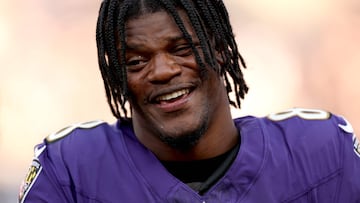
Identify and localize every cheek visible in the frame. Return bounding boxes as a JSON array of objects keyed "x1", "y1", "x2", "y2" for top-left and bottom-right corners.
[
  {"x1": 127, "y1": 76, "x2": 145, "y2": 101},
  {"x1": 177, "y1": 56, "x2": 198, "y2": 71}
]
